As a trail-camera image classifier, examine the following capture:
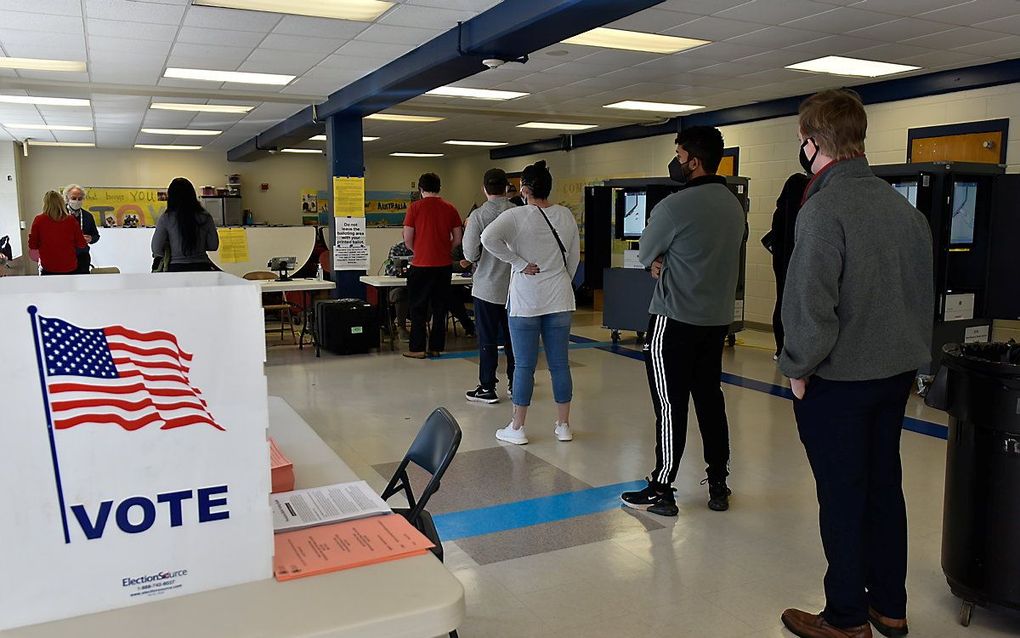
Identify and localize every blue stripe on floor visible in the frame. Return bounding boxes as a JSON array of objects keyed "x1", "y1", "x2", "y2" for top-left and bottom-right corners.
[
  {"x1": 569, "y1": 334, "x2": 949, "y2": 440},
  {"x1": 433, "y1": 480, "x2": 646, "y2": 541}
]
